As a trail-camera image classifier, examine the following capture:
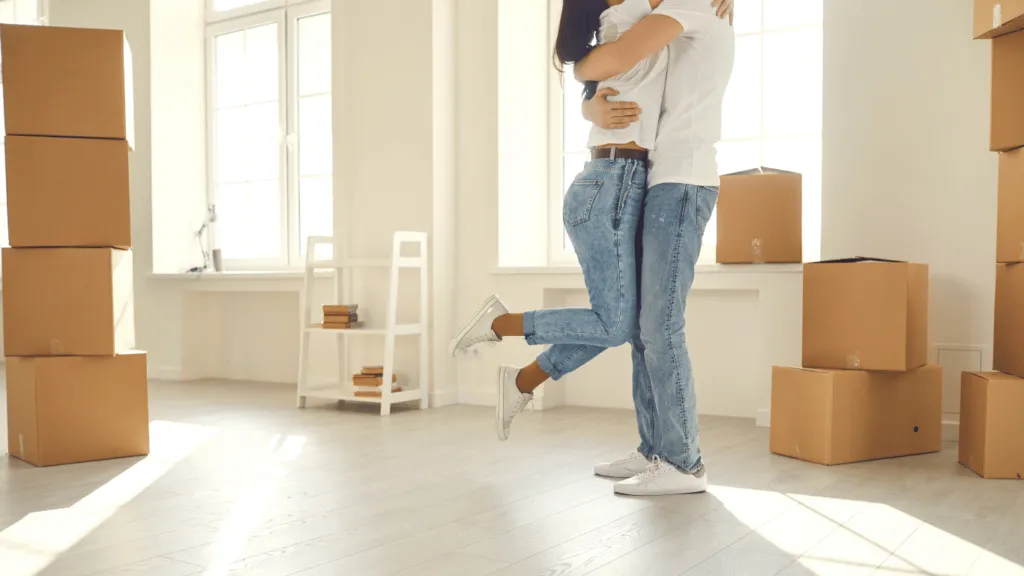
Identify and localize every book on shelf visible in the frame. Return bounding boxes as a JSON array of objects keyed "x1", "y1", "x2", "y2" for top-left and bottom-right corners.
[
  {"x1": 324, "y1": 312, "x2": 358, "y2": 323},
  {"x1": 361, "y1": 365, "x2": 384, "y2": 376},
  {"x1": 354, "y1": 386, "x2": 402, "y2": 398},
  {"x1": 353, "y1": 373, "x2": 398, "y2": 387},
  {"x1": 323, "y1": 304, "x2": 358, "y2": 315},
  {"x1": 321, "y1": 321, "x2": 365, "y2": 329}
]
